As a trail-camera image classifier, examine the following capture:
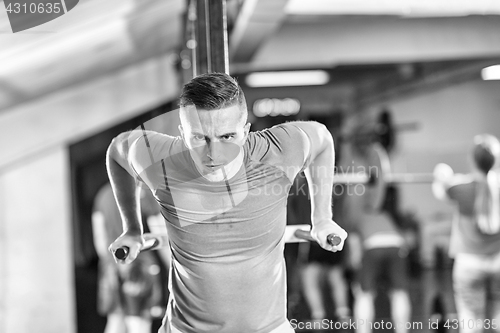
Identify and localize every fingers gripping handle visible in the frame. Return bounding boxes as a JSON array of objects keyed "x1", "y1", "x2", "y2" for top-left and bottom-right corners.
[
  {"x1": 114, "y1": 231, "x2": 341, "y2": 260},
  {"x1": 293, "y1": 230, "x2": 342, "y2": 246},
  {"x1": 327, "y1": 234, "x2": 342, "y2": 246},
  {"x1": 113, "y1": 238, "x2": 159, "y2": 261}
]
